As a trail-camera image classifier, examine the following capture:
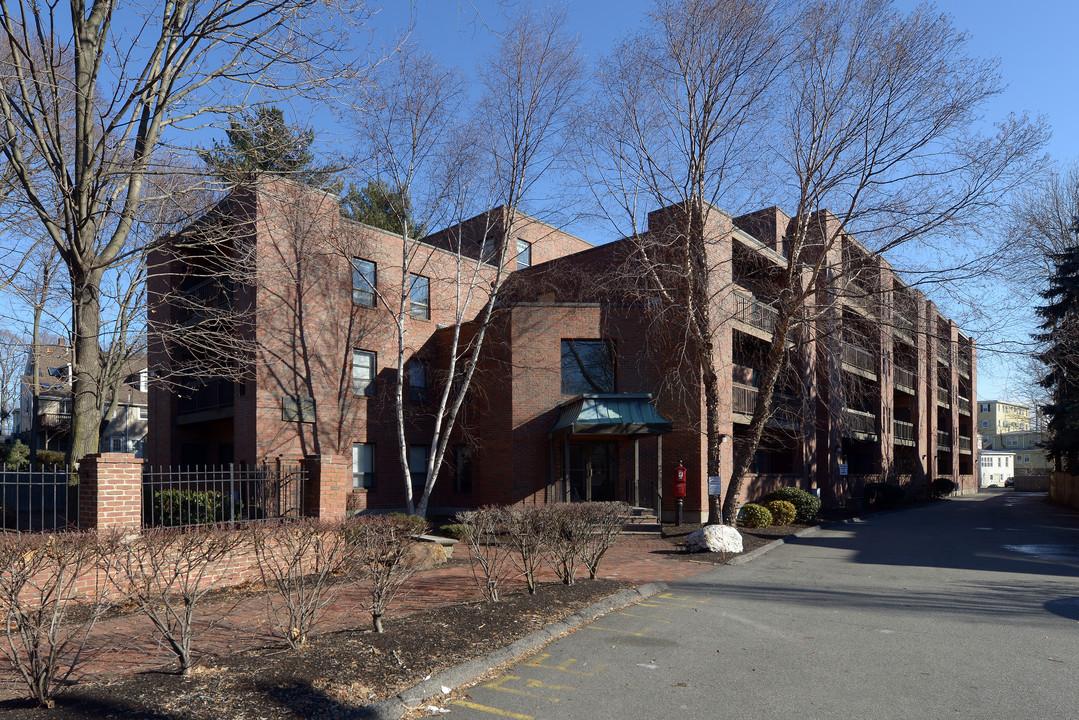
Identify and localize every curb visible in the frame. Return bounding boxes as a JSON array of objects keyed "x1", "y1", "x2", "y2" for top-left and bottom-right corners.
[{"x1": 359, "y1": 582, "x2": 669, "y2": 719}]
